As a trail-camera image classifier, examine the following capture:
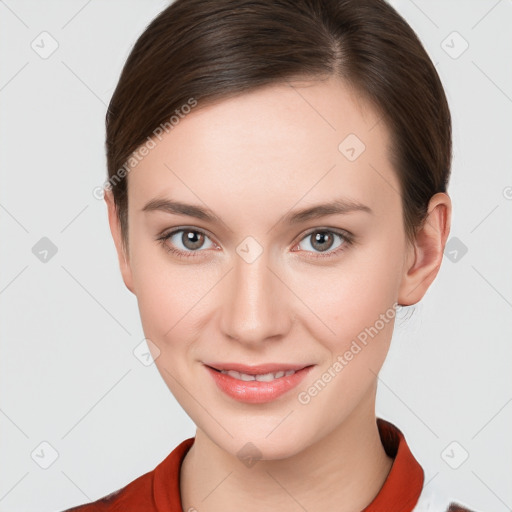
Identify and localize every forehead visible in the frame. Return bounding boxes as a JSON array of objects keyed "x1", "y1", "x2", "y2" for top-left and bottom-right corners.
[{"x1": 127, "y1": 76, "x2": 400, "y2": 224}]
